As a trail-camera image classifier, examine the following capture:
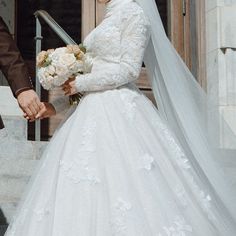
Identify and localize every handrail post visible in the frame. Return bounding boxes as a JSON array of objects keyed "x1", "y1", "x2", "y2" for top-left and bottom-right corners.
[
  {"x1": 35, "y1": 17, "x2": 43, "y2": 141},
  {"x1": 33, "y1": 10, "x2": 77, "y2": 141}
]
